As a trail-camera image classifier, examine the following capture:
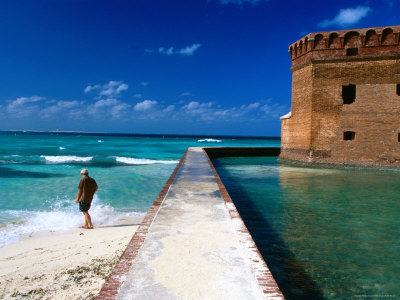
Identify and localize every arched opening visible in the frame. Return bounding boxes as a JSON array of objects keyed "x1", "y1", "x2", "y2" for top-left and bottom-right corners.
[
  {"x1": 290, "y1": 46, "x2": 293, "y2": 59},
  {"x1": 328, "y1": 33, "x2": 341, "y2": 48},
  {"x1": 304, "y1": 37, "x2": 308, "y2": 51},
  {"x1": 344, "y1": 31, "x2": 361, "y2": 48},
  {"x1": 314, "y1": 34, "x2": 325, "y2": 49},
  {"x1": 365, "y1": 30, "x2": 379, "y2": 46},
  {"x1": 299, "y1": 40, "x2": 303, "y2": 55},
  {"x1": 294, "y1": 44, "x2": 298, "y2": 58},
  {"x1": 382, "y1": 28, "x2": 395, "y2": 45},
  {"x1": 344, "y1": 31, "x2": 360, "y2": 56}
]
